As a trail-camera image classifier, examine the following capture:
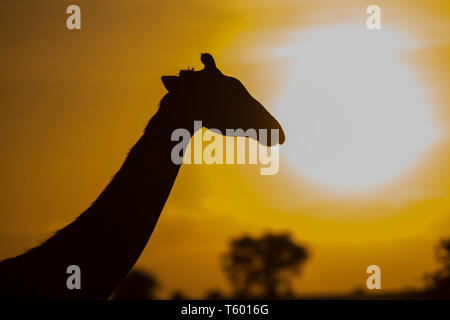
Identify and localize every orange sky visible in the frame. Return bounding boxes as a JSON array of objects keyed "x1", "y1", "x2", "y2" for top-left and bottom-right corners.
[{"x1": 0, "y1": 0, "x2": 449, "y2": 298}]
